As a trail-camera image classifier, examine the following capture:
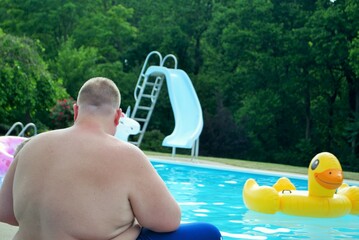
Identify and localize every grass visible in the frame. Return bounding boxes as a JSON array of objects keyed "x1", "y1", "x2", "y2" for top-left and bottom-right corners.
[{"x1": 145, "y1": 151, "x2": 359, "y2": 182}]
